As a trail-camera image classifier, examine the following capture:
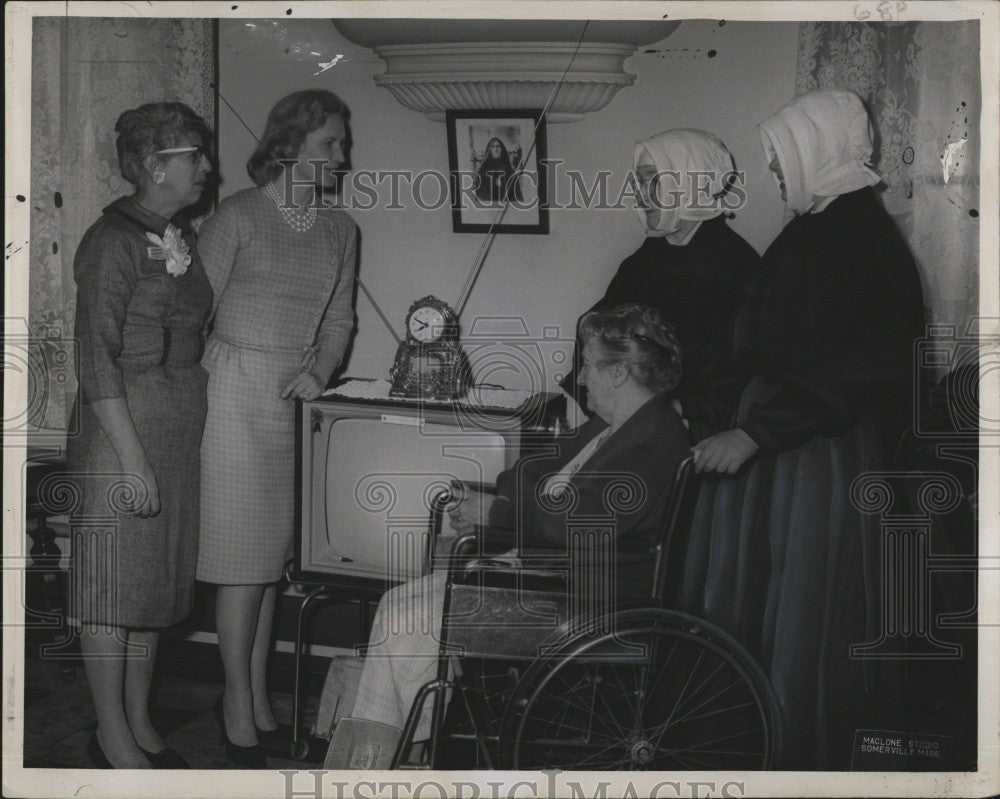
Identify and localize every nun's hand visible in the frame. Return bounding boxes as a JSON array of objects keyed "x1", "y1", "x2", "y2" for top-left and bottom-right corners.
[
  {"x1": 281, "y1": 370, "x2": 324, "y2": 400},
  {"x1": 692, "y1": 428, "x2": 759, "y2": 474}
]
